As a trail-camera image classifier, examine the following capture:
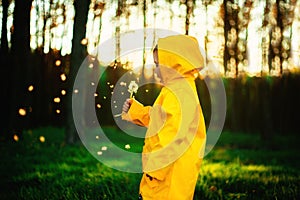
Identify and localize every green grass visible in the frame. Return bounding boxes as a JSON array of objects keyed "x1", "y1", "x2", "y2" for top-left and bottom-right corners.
[{"x1": 0, "y1": 127, "x2": 299, "y2": 200}]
